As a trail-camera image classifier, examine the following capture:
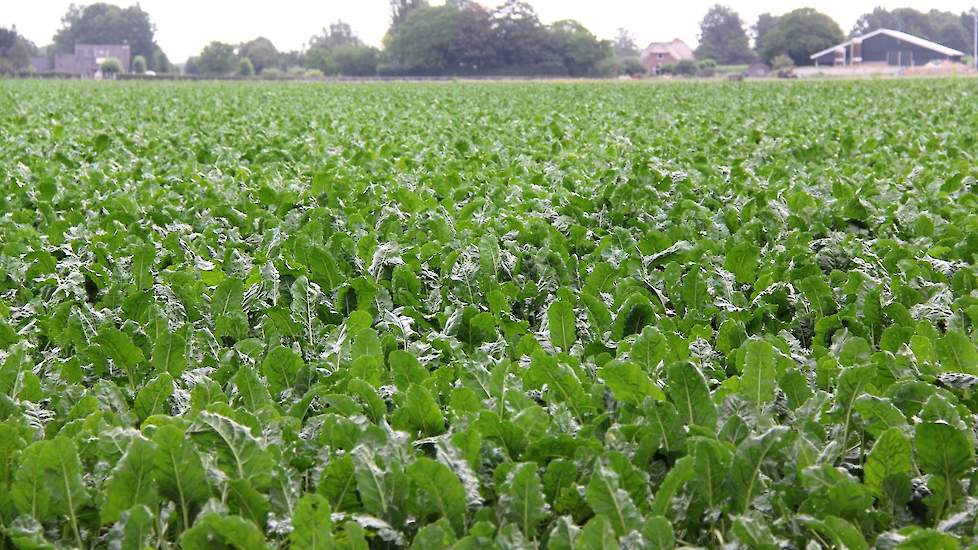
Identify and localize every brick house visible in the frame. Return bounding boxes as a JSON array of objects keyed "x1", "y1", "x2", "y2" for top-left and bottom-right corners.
[
  {"x1": 48, "y1": 44, "x2": 131, "y2": 77},
  {"x1": 640, "y1": 39, "x2": 695, "y2": 74}
]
